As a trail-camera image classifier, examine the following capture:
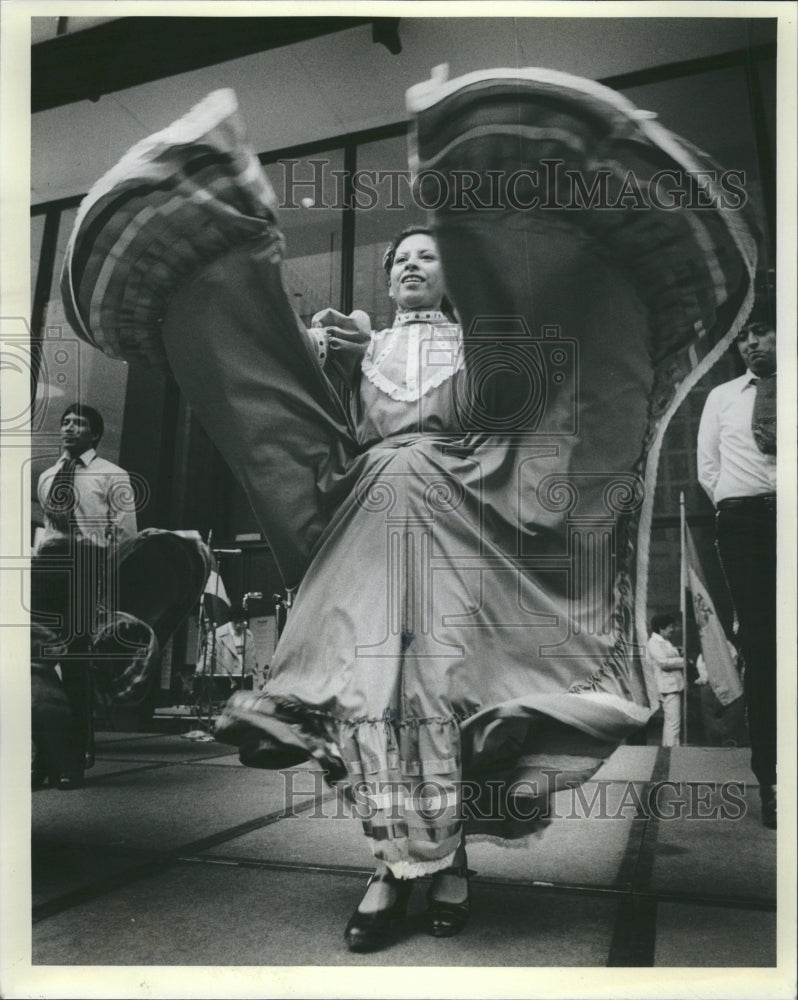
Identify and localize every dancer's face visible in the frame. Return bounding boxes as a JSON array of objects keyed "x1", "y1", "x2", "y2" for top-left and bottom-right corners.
[
  {"x1": 389, "y1": 233, "x2": 444, "y2": 311},
  {"x1": 737, "y1": 322, "x2": 776, "y2": 376}
]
